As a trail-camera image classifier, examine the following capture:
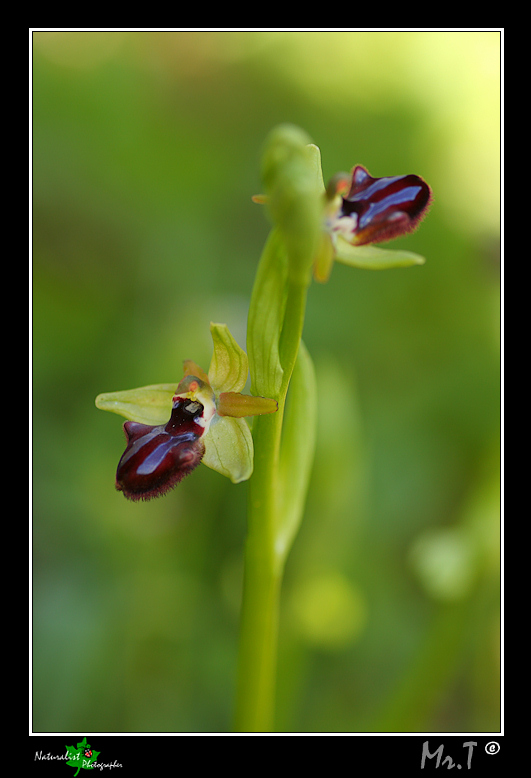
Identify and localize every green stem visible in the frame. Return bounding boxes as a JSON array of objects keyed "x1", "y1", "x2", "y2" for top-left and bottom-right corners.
[
  {"x1": 234, "y1": 126, "x2": 321, "y2": 732},
  {"x1": 234, "y1": 242, "x2": 312, "y2": 732},
  {"x1": 233, "y1": 409, "x2": 284, "y2": 732}
]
